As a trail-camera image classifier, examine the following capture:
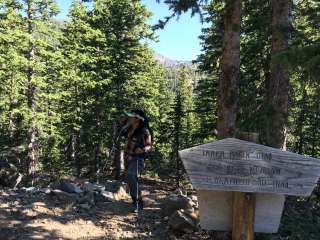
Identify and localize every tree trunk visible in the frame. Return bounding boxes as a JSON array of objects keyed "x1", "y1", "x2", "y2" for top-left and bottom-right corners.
[
  {"x1": 174, "y1": 93, "x2": 182, "y2": 187},
  {"x1": 112, "y1": 118, "x2": 122, "y2": 180},
  {"x1": 71, "y1": 133, "x2": 80, "y2": 177},
  {"x1": 8, "y1": 74, "x2": 16, "y2": 142},
  {"x1": 265, "y1": 0, "x2": 292, "y2": 149},
  {"x1": 73, "y1": 84, "x2": 81, "y2": 177},
  {"x1": 26, "y1": 0, "x2": 39, "y2": 184},
  {"x1": 8, "y1": 101, "x2": 15, "y2": 141},
  {"x1": 113, "y1": 74, "x2": 124, "y2": 180},
  {"x1": 113, "y1": 140, "x2": 121, "y2": 180},
  {"x1": 311, "y1": 87, "x2": 320, "y2": 157},
  {"x1": 294, "y1": 85, "x2": 307, "y2": 154},
  {"x1": 264, "y1": 55, "x2": 271, "y2": 98},
  {"x1": 217, "y1": 0, "x2": 242, "y2": 139}
]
